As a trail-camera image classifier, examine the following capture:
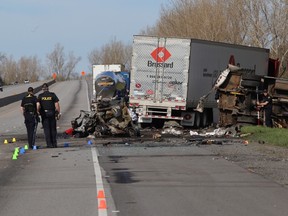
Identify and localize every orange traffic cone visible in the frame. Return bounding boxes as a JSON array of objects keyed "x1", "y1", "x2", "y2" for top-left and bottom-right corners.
[
  {"x1": 97, "y1": 190, "x2": 105, "y2": 198},
  {"x1": 98, "y1": 199, "x2": 107, "y2": 209}
]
